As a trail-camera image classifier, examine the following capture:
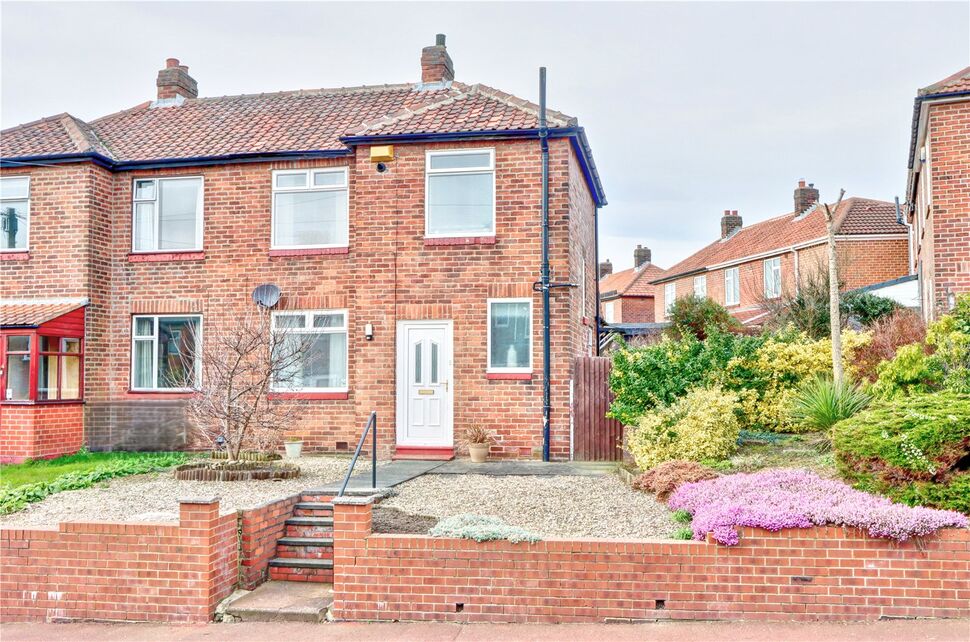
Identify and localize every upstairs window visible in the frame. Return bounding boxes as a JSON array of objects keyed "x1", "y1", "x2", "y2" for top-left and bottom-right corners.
[
  {"x1": 426, "y1": 149, "x2": 495, "y2": 238},
  {"x1": 1, "y1": 176, "x2": 30, "y2": 251},
  {"x1": 664, "y1": 283, "x2": 676, "y2": 316},
  {"x1": 131, "y1": 315, "x2": 201, "y2": 391},
  {"x1": 487, "y1": 299, "x2": 532, "y2": 373},
  {"x1": 694, "y1": 275, "x2": 707, "y2": 298},
  {"x1": 724, "y1": 268, "x2": 740, "y2": 306},
  {"x1": 271, "y1": 310, "x2": 348, "y2": 392},
  {"x1": 132, "y1": 177, "x2": 203, "y2": 252},
  {"x1": 272, "y1": 169, "x2": 349, "y2": 248},
  {"x1": 764, "y1": 257, "x2": 782, "y2": 299}
]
